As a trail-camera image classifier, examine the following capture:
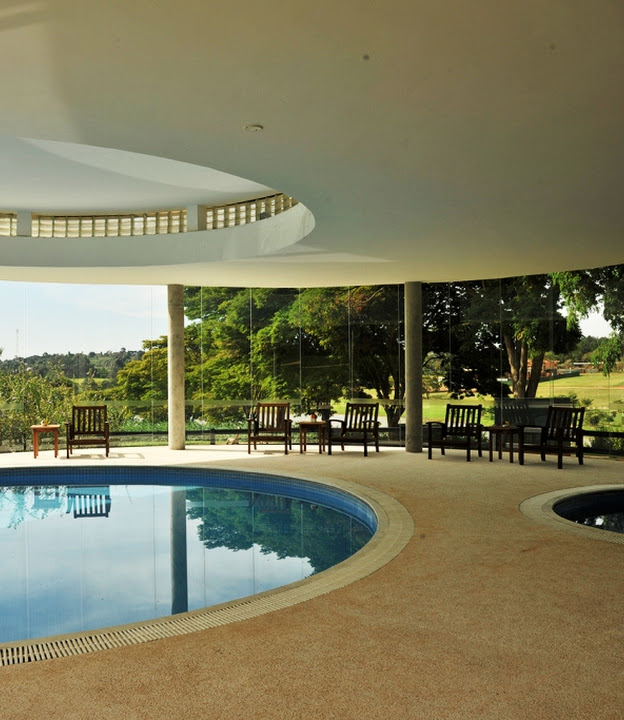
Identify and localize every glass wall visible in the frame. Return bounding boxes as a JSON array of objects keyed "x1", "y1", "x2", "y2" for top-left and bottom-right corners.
[
  {"x1": 0, "y1": 283, "x2": 168, "y2": 451},
  {"x1": 420, "y1": 275, "x2": 624, "y2": 455},
  {"x1": 183, "y1": 286, "x2": 404, "y2": 445},
  {"x1": 0, "y1": 273, "x2": 622, "y2": 455}
]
